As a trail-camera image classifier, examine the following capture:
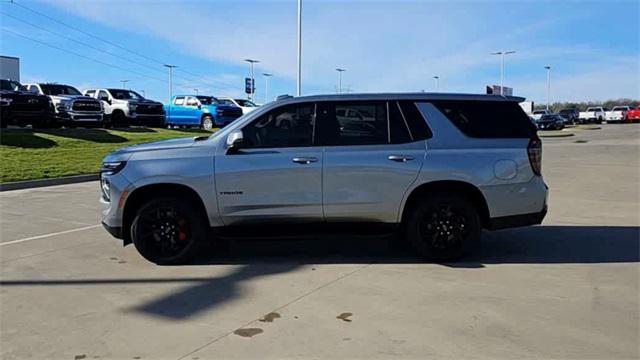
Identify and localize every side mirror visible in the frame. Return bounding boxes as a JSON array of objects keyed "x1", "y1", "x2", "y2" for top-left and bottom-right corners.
[{"x1": 226, "y1": 130, "x2": 244, "y2": 150}]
